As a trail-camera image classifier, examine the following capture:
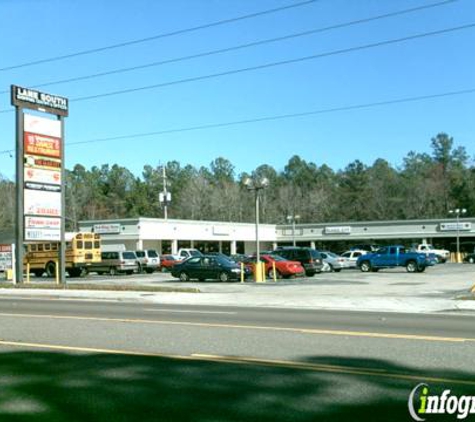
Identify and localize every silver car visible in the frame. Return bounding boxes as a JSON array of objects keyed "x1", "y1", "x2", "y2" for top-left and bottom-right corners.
[
  {"x1": 340, "y1": 250, "x2": 368, "y2": 268},
  {"x1": 91, "y1": 250, "x2": 138, "y2": 275},
  {"x1": 135, "y1": 249, "x2": 160, "y2": 273},
  {"x1": 320, "y1": 251, "x2": 352, "y2": 272}
]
